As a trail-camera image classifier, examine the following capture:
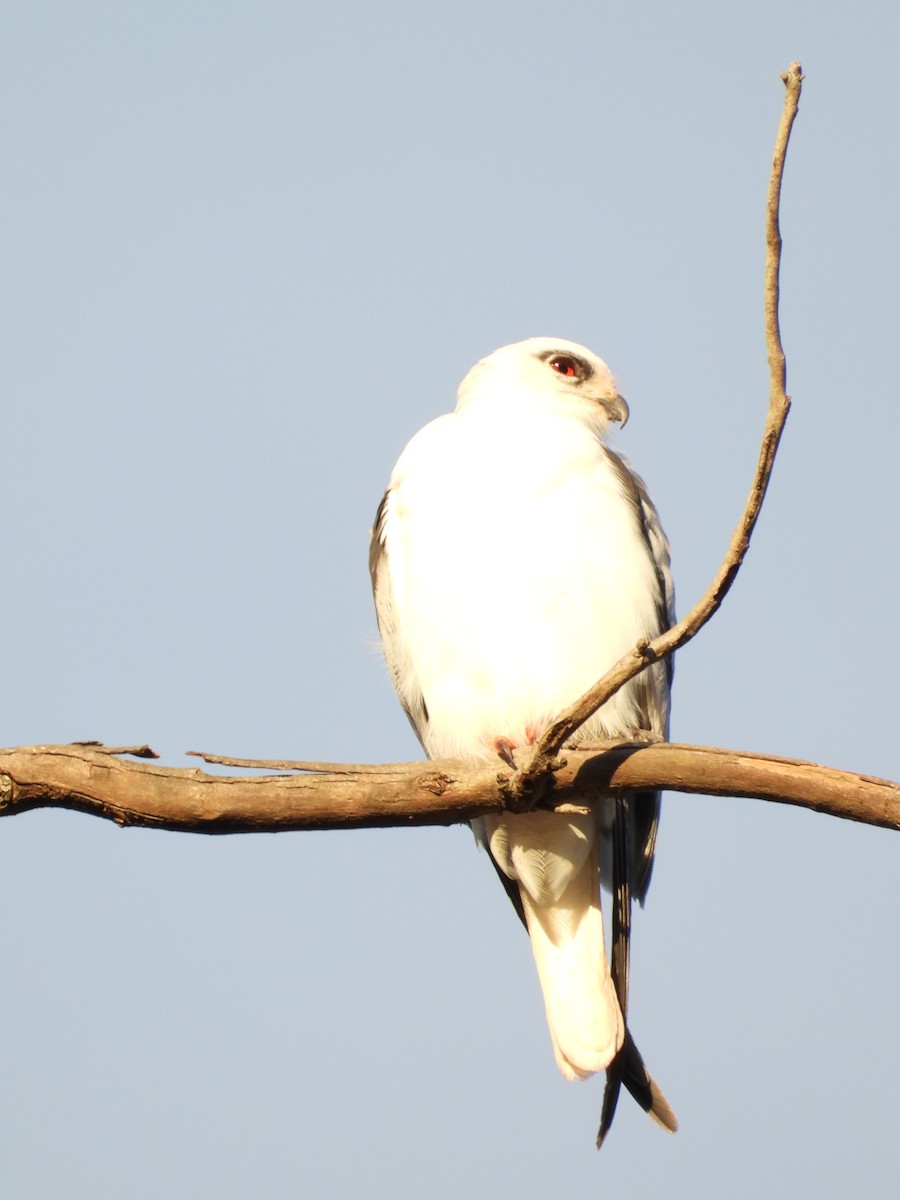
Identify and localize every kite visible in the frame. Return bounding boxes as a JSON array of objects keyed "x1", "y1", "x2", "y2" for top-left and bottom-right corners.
[{"x1": 370, "y1": 338, "x2": 677, "y2": 1144}]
